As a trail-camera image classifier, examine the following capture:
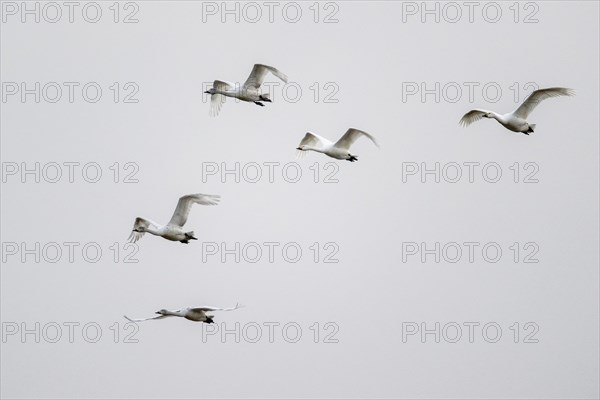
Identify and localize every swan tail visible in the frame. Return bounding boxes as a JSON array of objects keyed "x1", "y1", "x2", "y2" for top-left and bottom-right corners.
[
  {"x1": 527, "y1": 124, "x2": 536, "y2": 133},
  {"x1": 185, "y1": 231, "x2": 198, "y2": 240}
]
